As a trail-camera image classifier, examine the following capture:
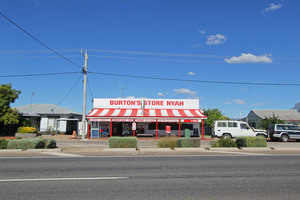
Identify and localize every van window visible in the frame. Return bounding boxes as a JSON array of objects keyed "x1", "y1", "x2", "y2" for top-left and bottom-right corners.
[
  {"x1": 217, "y1": 122, "x2": 227, "y2": 127},
  {"x1": 277, "y1": 125, "x2": 288, "y2": 130},
  {"x1": 228, "y1": 122, "x2": 237, "y2": 128},
  {"x1": 240, "y1": 123, "x2": 249, "y2": 129}
]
